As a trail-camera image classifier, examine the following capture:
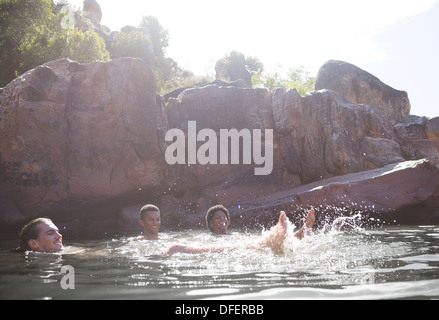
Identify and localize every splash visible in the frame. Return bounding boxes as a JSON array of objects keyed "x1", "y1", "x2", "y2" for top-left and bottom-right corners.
[
  {"x1": 331, "y1": 213, "x2": 364, "y2": 231},
  {"x1": 308, "y1": 204, "x2": 385, "y2": 231},
  {"x1": 280, "y1": 206, "x2": 377, "y2": 258}
]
